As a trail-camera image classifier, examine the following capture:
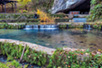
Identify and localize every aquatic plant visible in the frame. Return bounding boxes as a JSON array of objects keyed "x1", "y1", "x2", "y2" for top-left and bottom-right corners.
[
  {"x1": 0, "y1": 42, "x2": 102, "y2": 67},
  {"x1": 47, "y1": 48, "x2": 102, "y2": 68},
  {"x1": 0, "y1": 60, "x2": 28, "y2": 68},
  {"x1": 0, "y1": 42, "x2": 49, "y2": 66}
]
